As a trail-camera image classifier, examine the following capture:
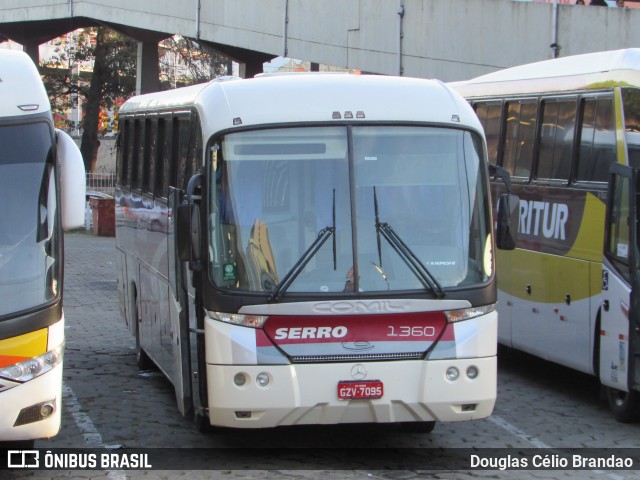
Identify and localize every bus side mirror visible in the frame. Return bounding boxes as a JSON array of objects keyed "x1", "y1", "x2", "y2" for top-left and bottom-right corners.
[
  {"x1": 496, "y1": 193, "x2": 519, "y2": 250},
  {"x1": 56, "y1": 129, "x2": 86, "y2": 230},
  {"x1": 176, "y1": 203, "x2": 201, "y2": 263}
]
